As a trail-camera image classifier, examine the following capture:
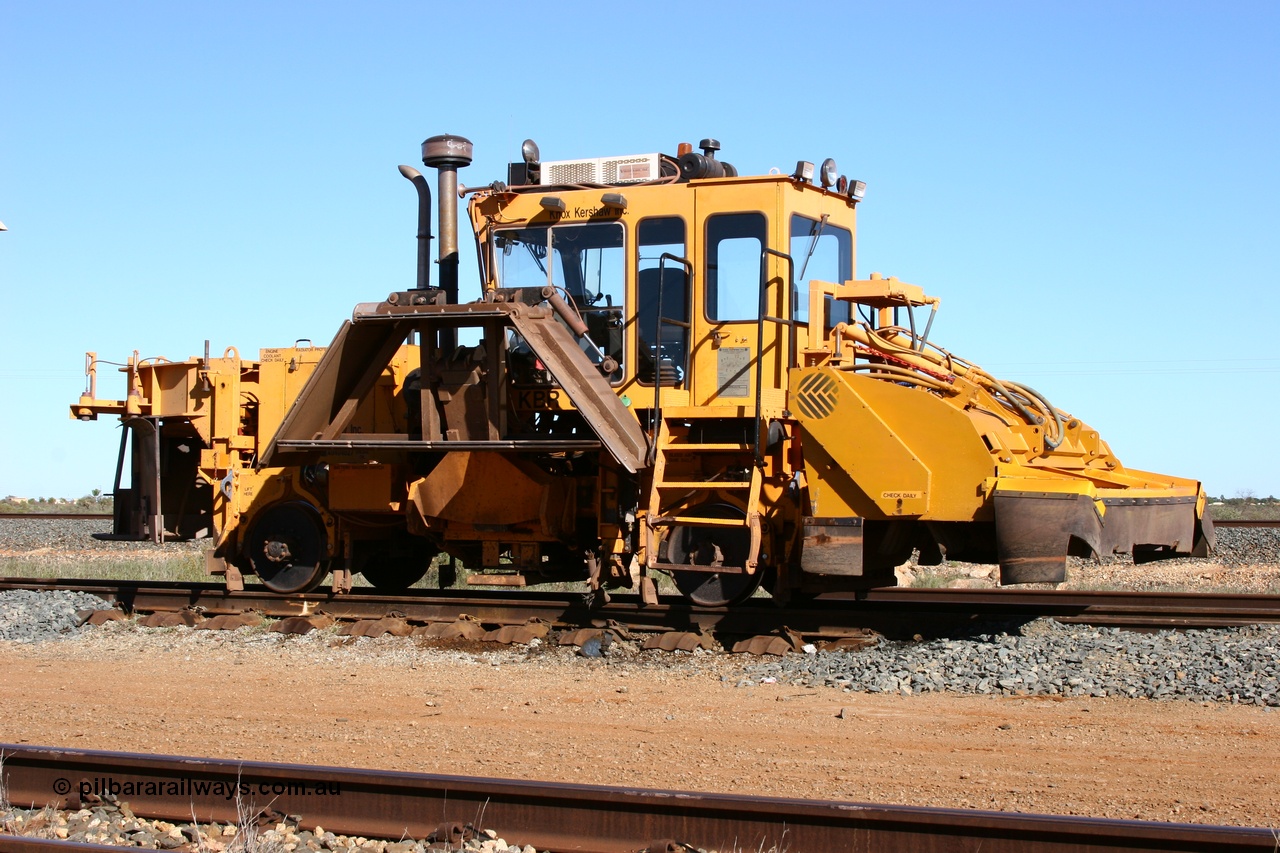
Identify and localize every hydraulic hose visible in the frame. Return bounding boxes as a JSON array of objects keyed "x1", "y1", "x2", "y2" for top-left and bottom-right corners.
[{"x1": 1003, "y1": 380, "x2": 1065, "y2": 449}]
